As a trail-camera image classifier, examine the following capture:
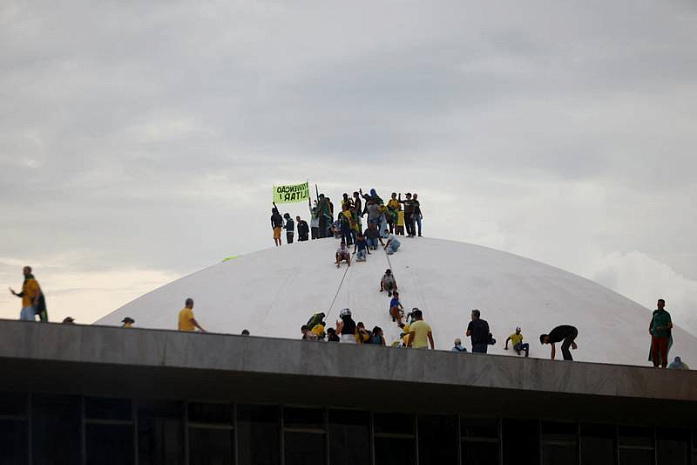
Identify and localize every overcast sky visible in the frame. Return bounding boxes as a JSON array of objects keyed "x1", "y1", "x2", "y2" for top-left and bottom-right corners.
[{"x1": 2, "y1": 1, "x2": 697, "y2": 333}]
